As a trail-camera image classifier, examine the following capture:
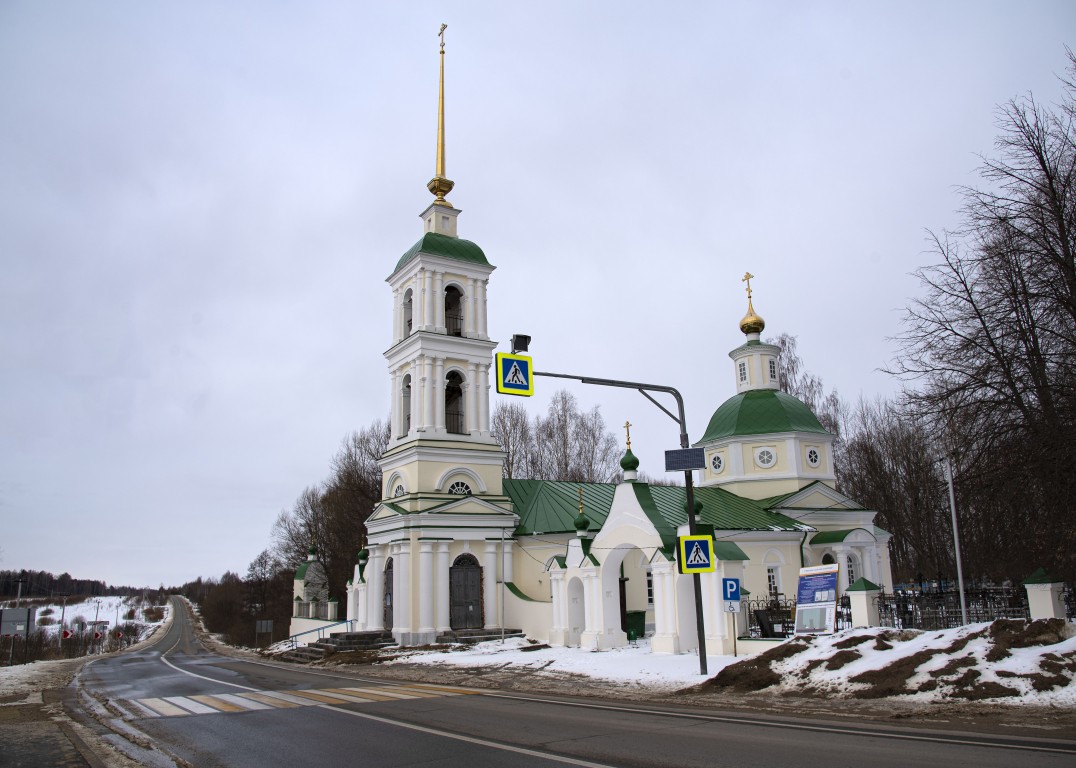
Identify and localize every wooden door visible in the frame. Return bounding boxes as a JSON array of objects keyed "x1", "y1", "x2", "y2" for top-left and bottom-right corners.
[{"x1": 449, "y1": 555, "x2": 483, "y2": 629}]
